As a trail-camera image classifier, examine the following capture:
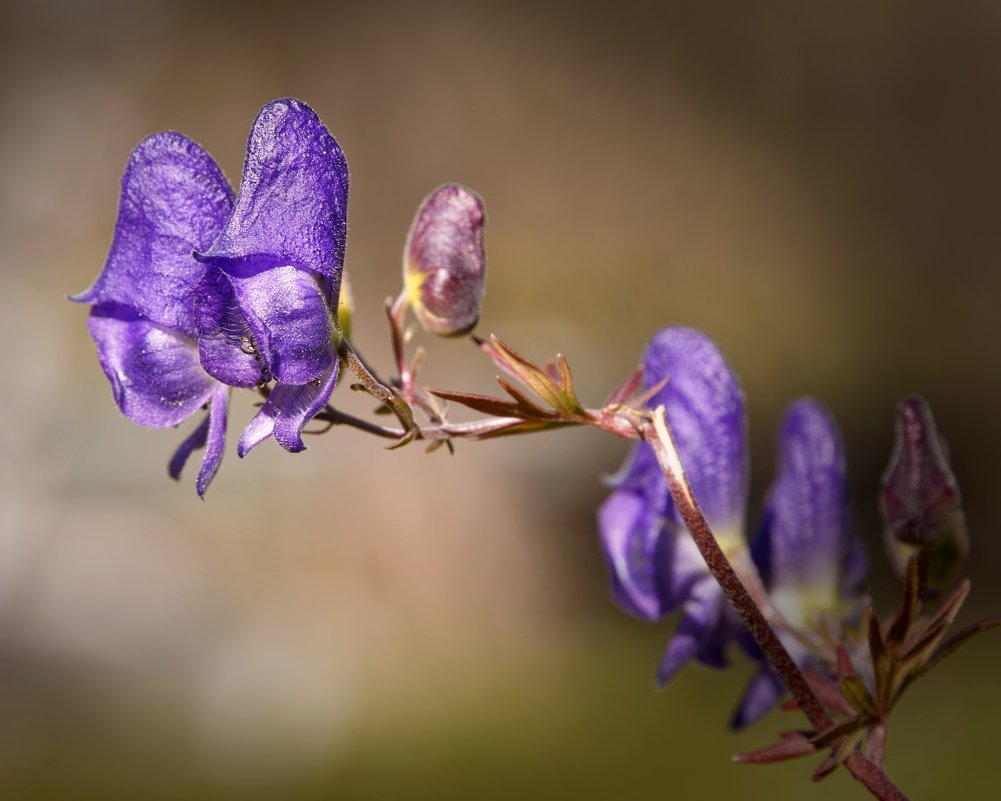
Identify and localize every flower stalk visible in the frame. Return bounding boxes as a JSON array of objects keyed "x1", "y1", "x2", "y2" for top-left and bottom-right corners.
[
  {"x1": 641, "y1": 404, "x2": 907, "y2": 801},
  {"x1": 77, "y1": 101, "x2": 996, "y2": 800}
]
